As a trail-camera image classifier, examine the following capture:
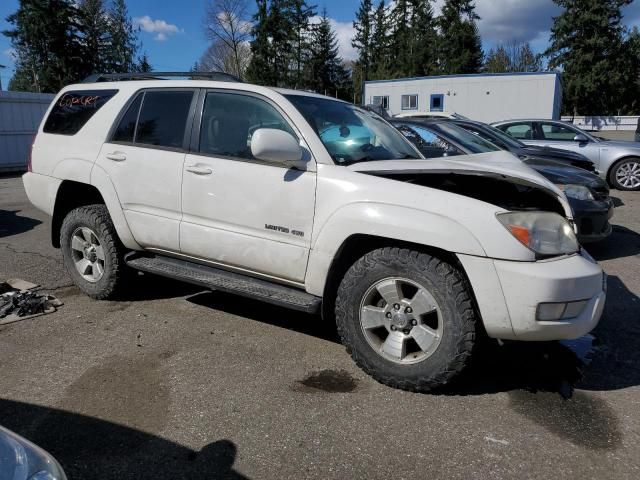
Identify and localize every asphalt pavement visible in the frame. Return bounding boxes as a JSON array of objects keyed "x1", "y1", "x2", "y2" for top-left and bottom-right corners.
[{"x1": 1, "y1": 174, "x2": 639, "y2": 480}]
